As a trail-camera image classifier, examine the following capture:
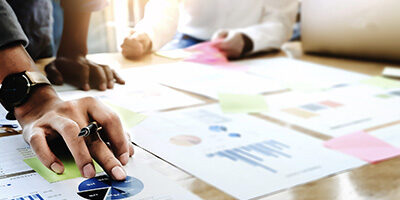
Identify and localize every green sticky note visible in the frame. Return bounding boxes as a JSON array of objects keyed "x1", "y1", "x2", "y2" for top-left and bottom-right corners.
[
  {"x1": 218, "y1": 93, "x2": 268, "y2": 113},
  {"x1": 360, "y1": 76, "x2": 400, "y2": 89},
  {"x1": 24, "y1": 157, "x2": 103, "y2": 183},
  {"x1": 104, "y1": 101, "x2": 146, "y2": 129}
]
